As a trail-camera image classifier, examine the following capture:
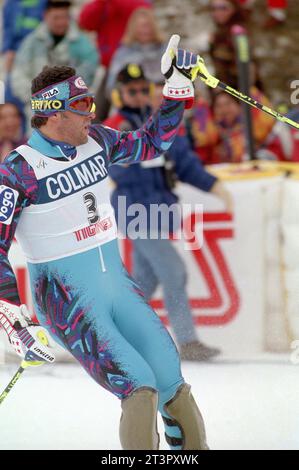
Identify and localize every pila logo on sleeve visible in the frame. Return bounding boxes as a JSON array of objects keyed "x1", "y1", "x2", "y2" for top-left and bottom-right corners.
[{"x1": 0, "y1": 186, "x2": 19, "y2": 225}]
